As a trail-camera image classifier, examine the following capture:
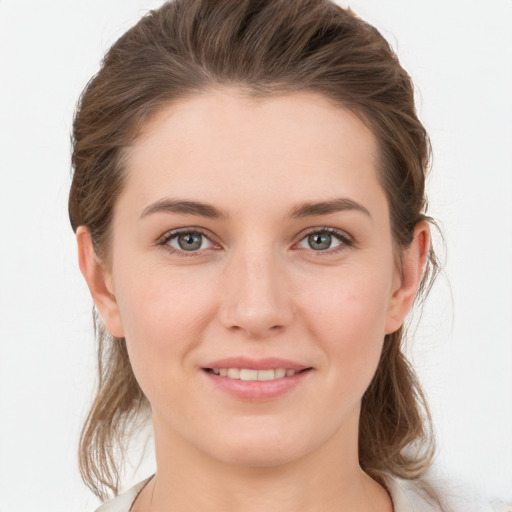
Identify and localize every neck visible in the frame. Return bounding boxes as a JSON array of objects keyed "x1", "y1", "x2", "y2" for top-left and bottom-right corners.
[{"x1": 132, "y1": 413, "x2": 392, "y2": 512}]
